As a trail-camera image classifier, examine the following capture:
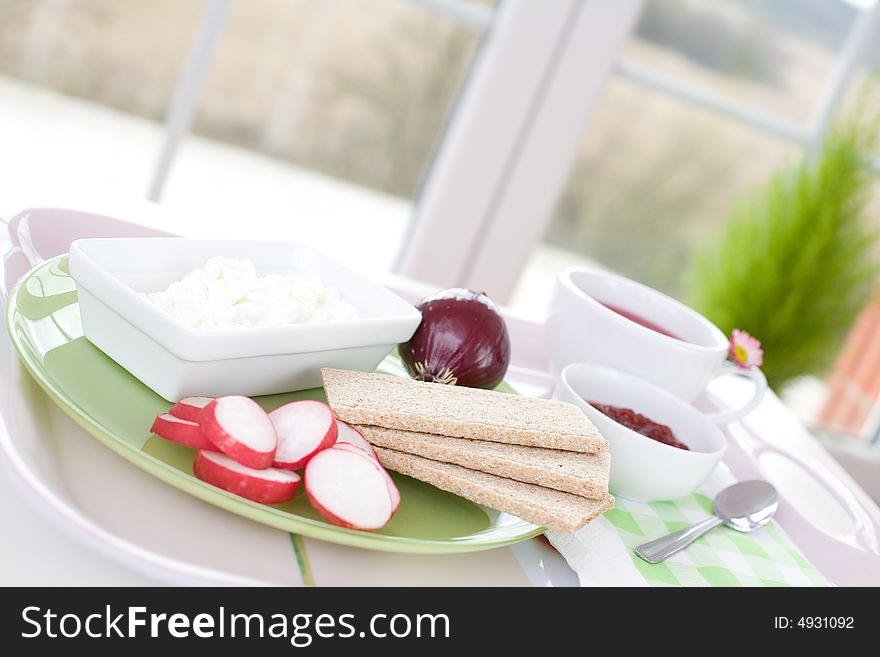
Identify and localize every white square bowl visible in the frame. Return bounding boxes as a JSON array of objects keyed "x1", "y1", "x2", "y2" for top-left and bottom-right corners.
[{"x1": 68, "y1": 237, "x2": 422, "y2": 401}]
